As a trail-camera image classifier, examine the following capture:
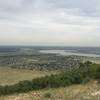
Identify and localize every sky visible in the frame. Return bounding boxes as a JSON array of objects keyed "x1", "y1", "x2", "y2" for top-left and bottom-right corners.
[{"x1": 0, "y1": 0, "x2": 100, "y2": 46}]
